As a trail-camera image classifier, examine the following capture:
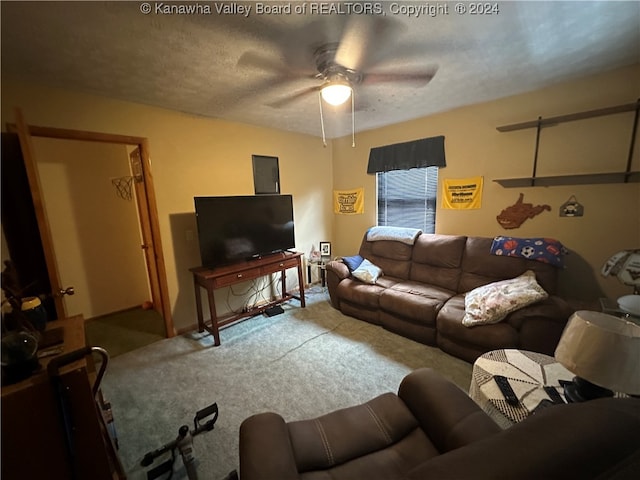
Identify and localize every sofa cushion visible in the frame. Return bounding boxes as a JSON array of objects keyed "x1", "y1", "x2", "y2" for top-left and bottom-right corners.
[
  {"x1": 368, "y1": 239, "x2": 413, "y2": 261},
  {"x1": 337, "y1": 276, "x2": 400, "y2": 309},
  {"x1": 462, "y1": 270, "x2": 548, "y2": 327},
  {"x1": 411, "y1": 234, "x2": 467, "y2": 267},
  {"x1": 506, "y1": 296, "x2": 574, "y2": 330},
  {"x1": 359, "y1": 235, "x2": 413, "y2": 280},
  {"x1": 341, "y1": 302, "x2": 382, "y2": 326},
  {"x1": 380, "y1": 312, "x2": 438, "y2": 346},
  {"x1": 410, "y1": 234, "x2": 466, "y2": 291},
  {"x1": 352, "y1": 259, "x2": 383, "y2": 284},
  {"x1": 437, "y1": 295, "x2": 519, "y2": 350},
  {"x1": 300, "y1": 429, "x2": 437, "y2": 479},
  {"x1": 459, "y1": 237, "x2": 558, "y2": 294},
  {"x1": 287, "y1": 392, "x2": 438, "y2": 473},
  {"x1": 436, "y1": 335, "x2": 488, "y2": 364},
  {"x1": 380, "y1": 281, "x2": 455, "y2": 325}
]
